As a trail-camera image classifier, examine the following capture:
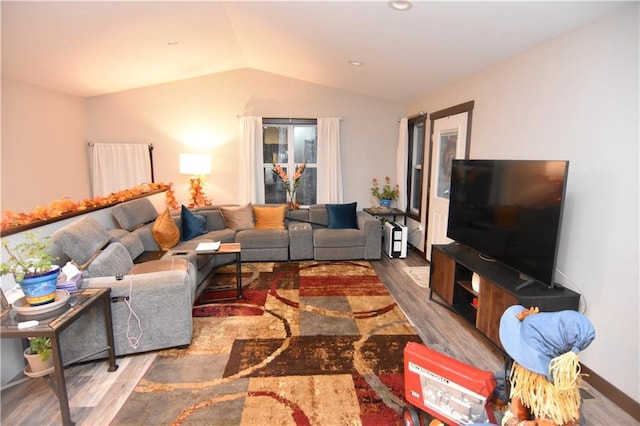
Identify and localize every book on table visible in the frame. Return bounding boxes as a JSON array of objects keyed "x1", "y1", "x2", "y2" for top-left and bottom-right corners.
[{"x1": 195, "y1": 241, "x2": 221, "y2": 252}]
